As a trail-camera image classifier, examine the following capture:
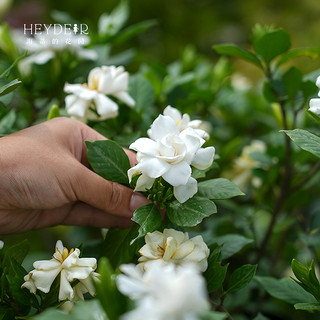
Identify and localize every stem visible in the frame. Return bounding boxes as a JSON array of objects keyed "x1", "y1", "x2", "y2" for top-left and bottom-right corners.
[
  {"x1": 290, "y1": 162, "x2": 320, "y2": 194},
  {"x1": 255, "y1": 103, "x2": 292, "y2": 263},
  {"x1": 215, "y1": 294, "x2": 233, "y2": 320}
]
